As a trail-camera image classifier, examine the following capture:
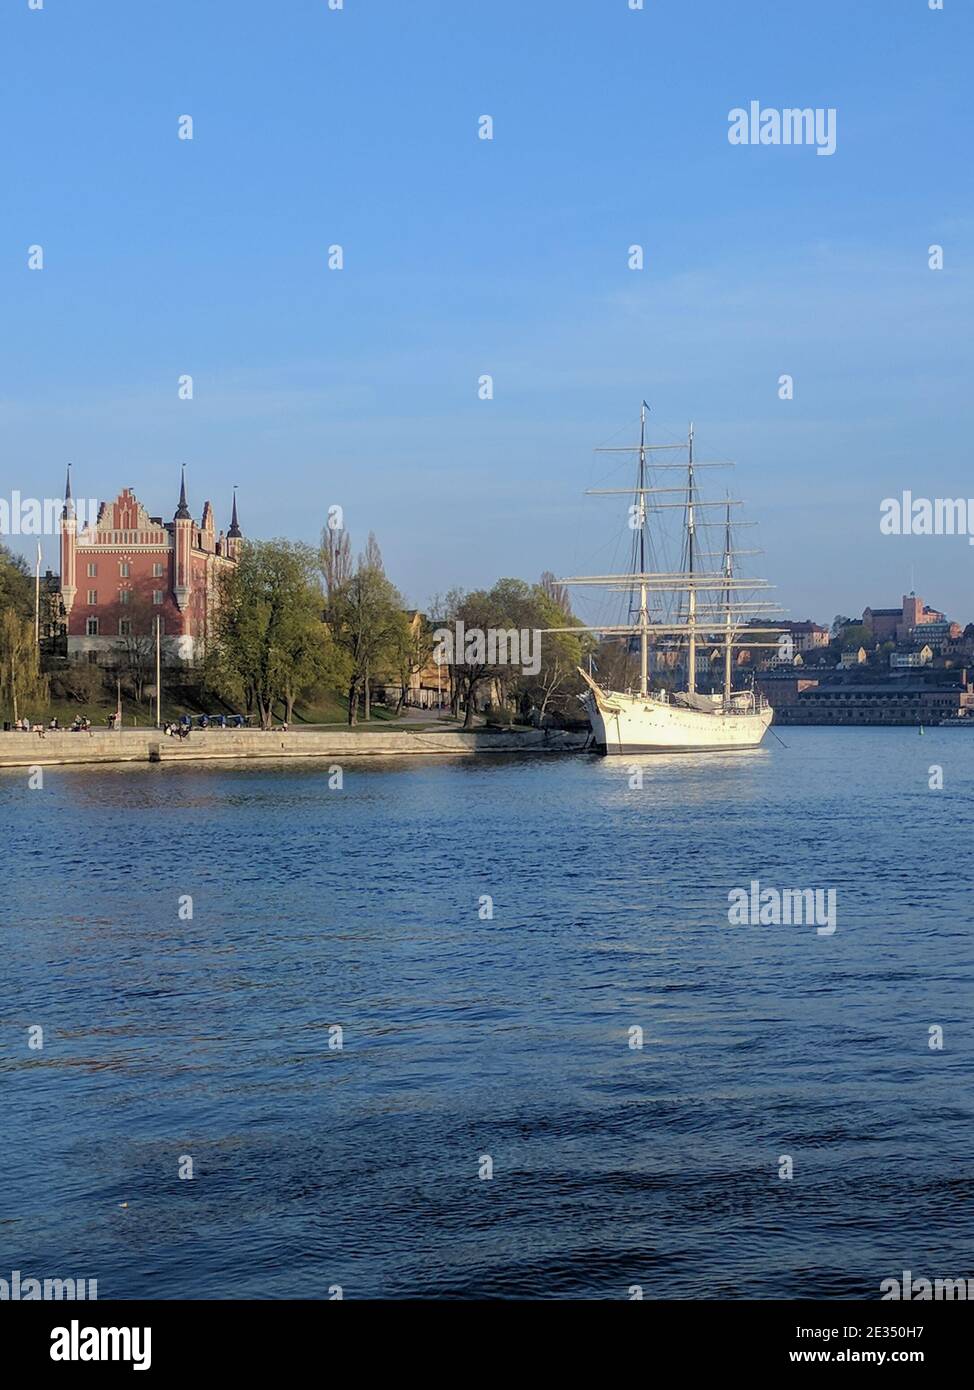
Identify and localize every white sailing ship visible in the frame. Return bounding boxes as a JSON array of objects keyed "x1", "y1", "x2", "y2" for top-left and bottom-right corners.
[{"x1": 549, "y1": 404, "x2": 782, "y2": 755}]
